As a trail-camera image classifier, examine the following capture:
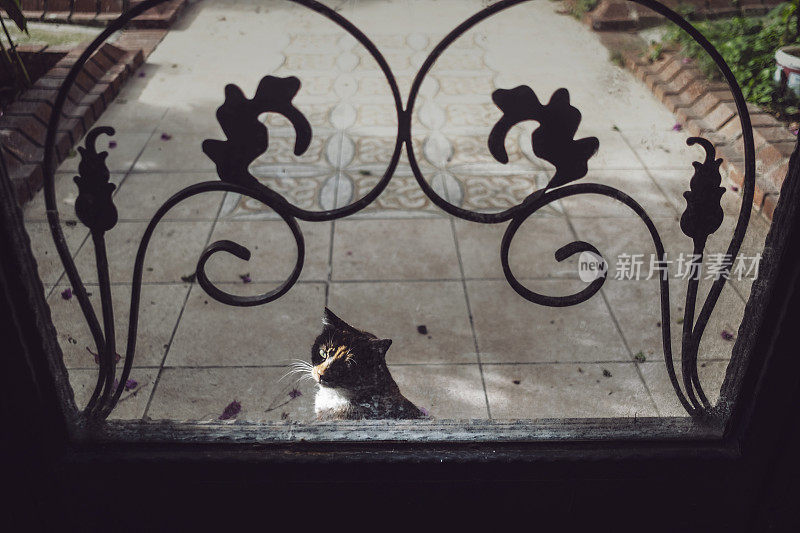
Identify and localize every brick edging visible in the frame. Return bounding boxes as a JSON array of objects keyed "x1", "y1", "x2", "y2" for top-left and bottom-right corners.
[
  {"x1": 2, "y1": 29, "x2": 169, "y2": 206},
  {"x1": 22, "y1": 0, "x2": 188, "y2": 29},
  {"x1": 599, "y1": 34, "x2": 796, "y2": 221}
]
